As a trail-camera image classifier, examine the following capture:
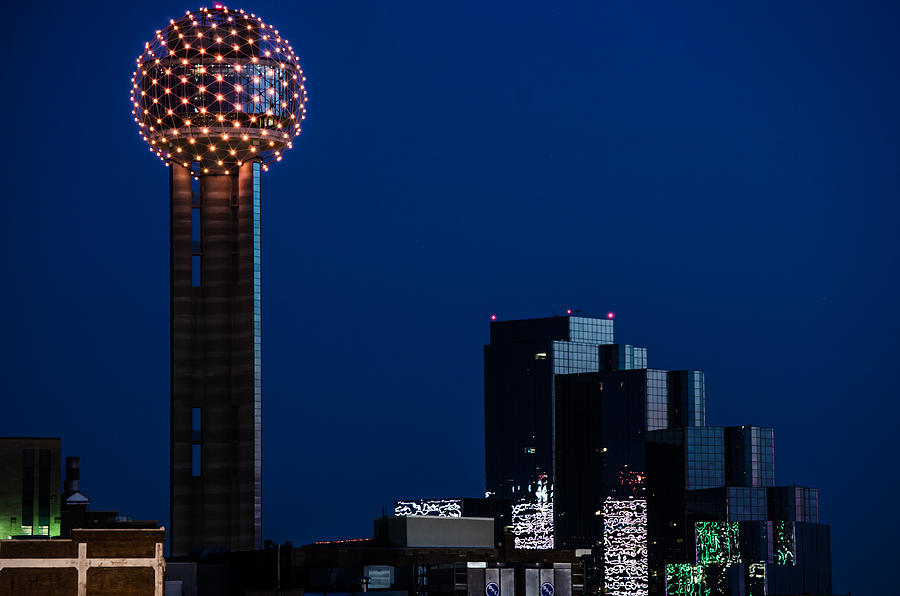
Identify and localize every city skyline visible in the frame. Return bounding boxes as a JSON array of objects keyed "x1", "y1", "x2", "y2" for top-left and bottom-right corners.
[{"x1": 2, "y1": 1, "x2": 898, "y2": 594}]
